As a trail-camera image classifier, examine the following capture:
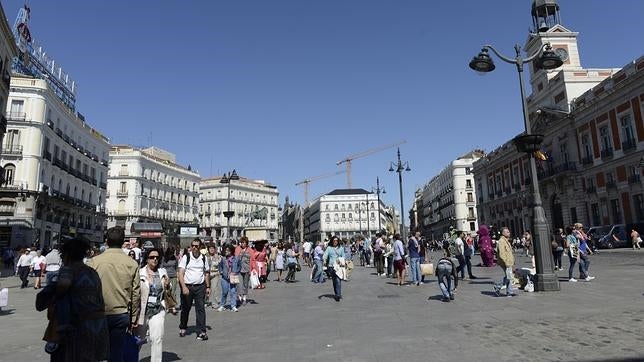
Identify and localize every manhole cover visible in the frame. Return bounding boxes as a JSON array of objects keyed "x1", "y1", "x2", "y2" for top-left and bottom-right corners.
[{"x1": 377, "y1": 294, "x2": 400, "y2": 298}]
